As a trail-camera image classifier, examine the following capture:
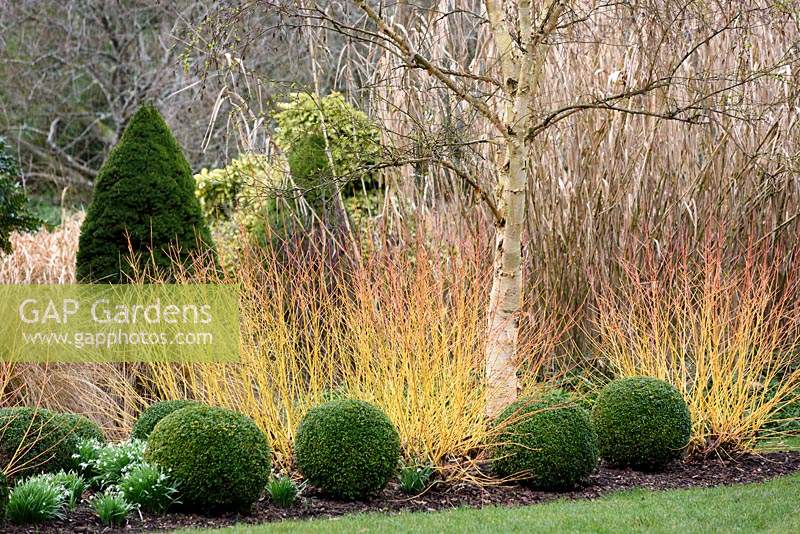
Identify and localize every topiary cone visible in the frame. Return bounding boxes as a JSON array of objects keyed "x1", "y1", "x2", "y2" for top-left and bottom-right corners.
[{"x1": 77, "y1": 104, "x2": 214, "y2": 282}]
